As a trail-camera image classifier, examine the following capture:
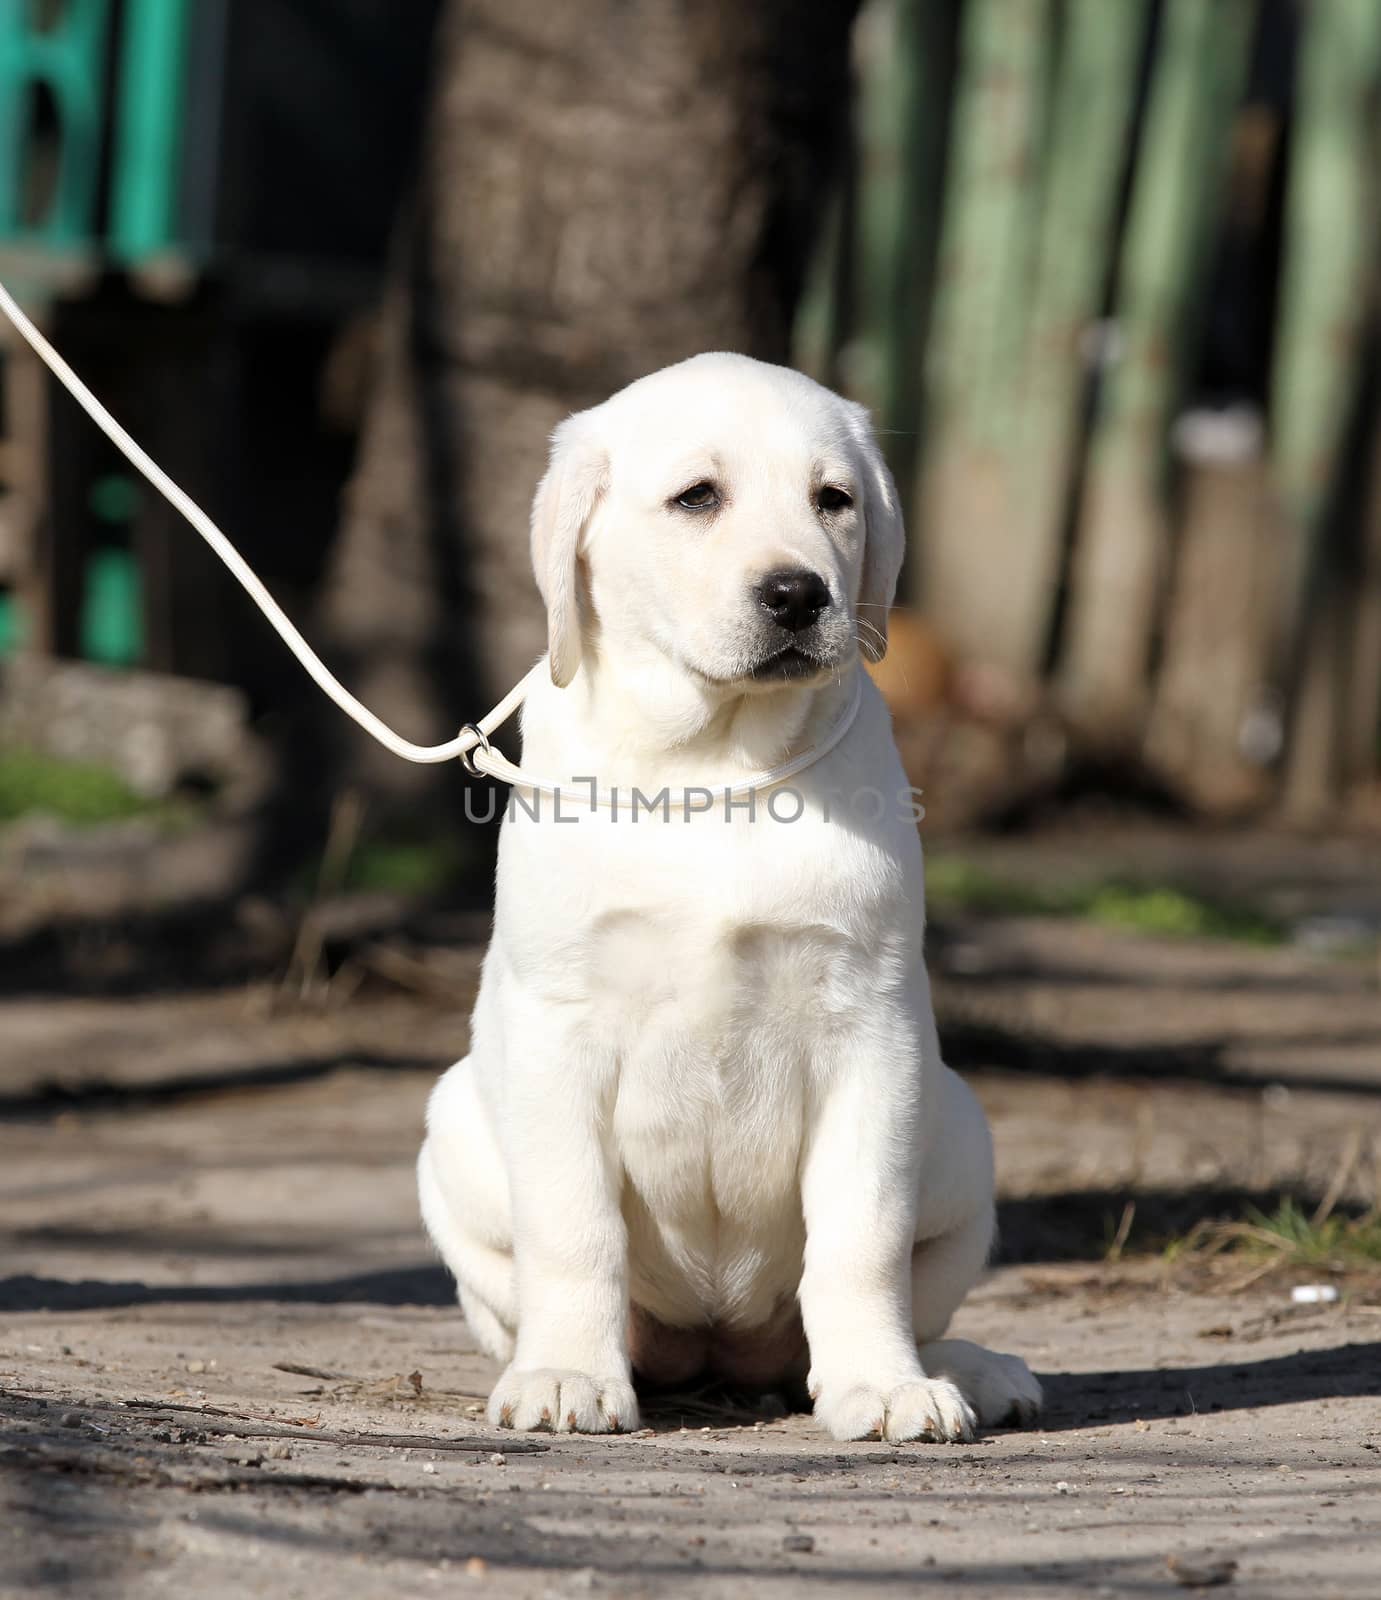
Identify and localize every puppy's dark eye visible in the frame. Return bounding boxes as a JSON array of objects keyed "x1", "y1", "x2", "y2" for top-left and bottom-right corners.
[
  {"x1": 675, "y1": 482, "x2": 719, "y2": 511},
  {"x1": 817, "y1": 485, "x2": 853, "y2": 513}
]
